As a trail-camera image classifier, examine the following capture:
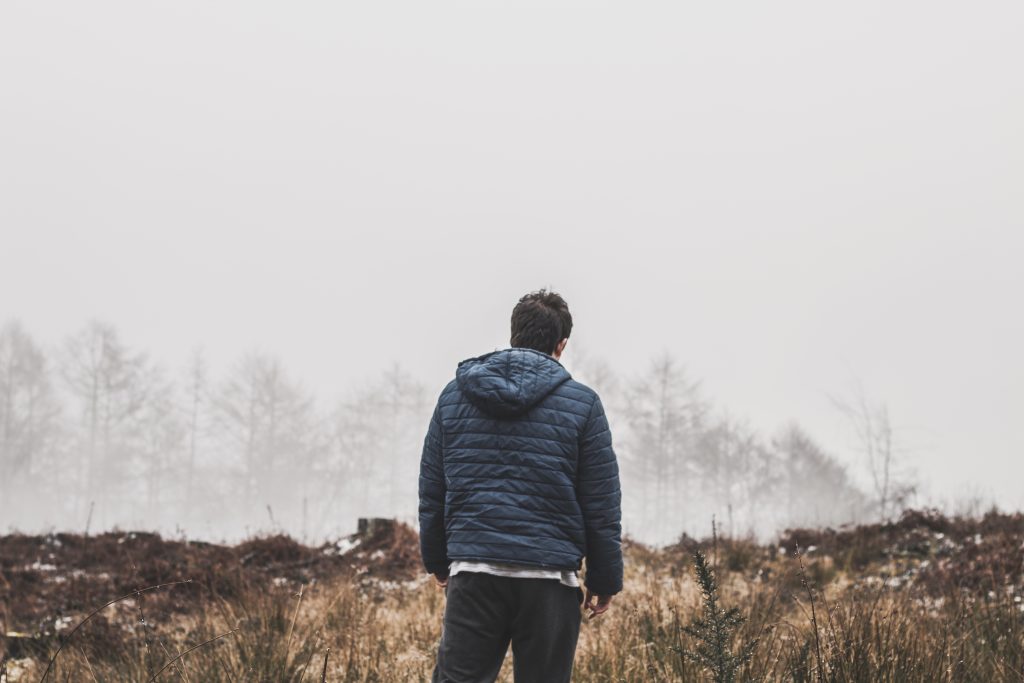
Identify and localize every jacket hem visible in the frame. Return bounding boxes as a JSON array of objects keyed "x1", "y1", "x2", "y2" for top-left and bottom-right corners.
[{"x1": 446, "y1": 553, "x2": 582, "y2": 572}]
